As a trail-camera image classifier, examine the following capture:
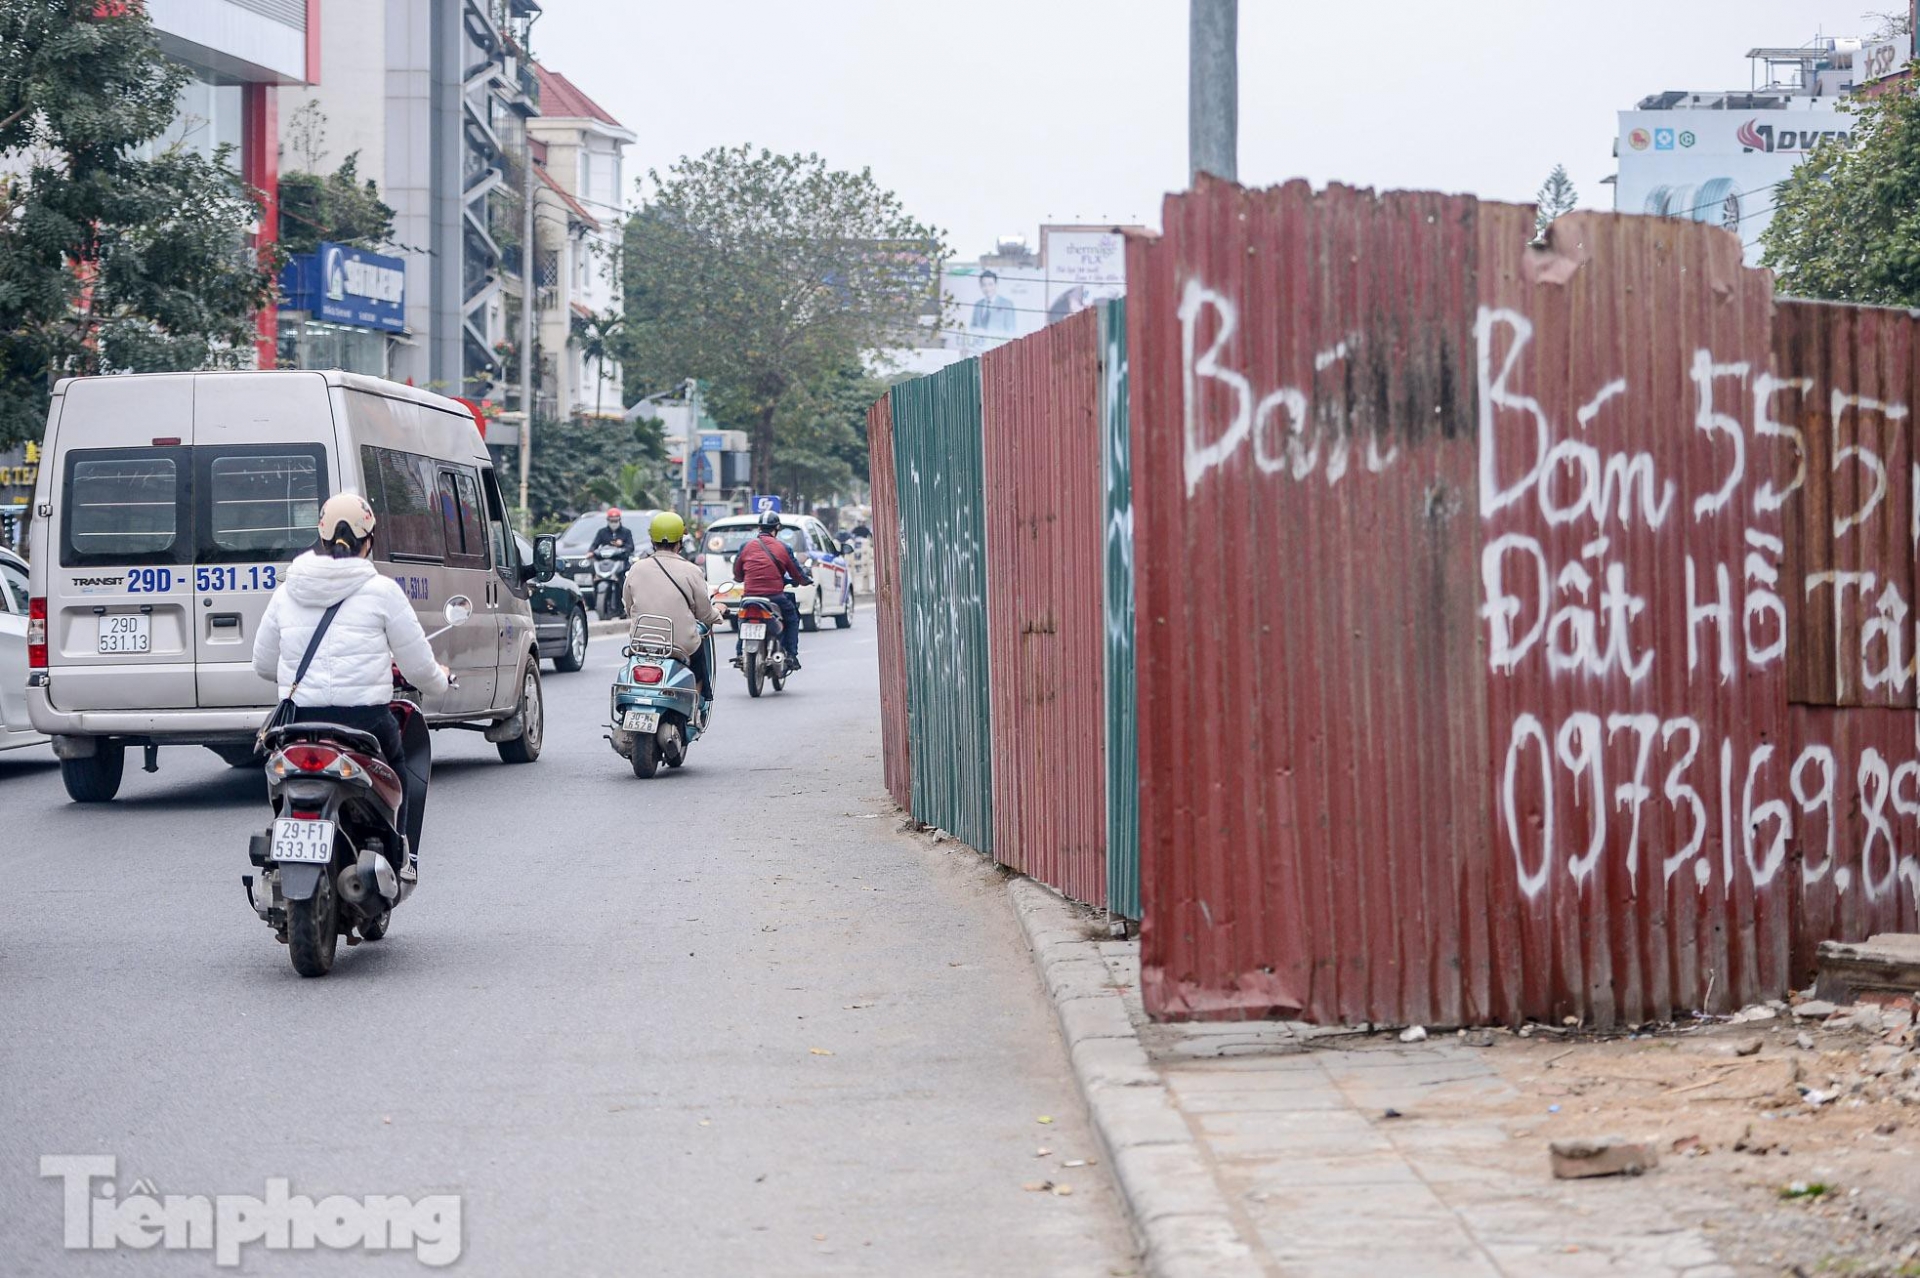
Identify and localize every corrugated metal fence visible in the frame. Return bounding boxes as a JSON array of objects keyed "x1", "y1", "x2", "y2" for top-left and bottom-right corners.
[
  {"x1": 889, "y1": 363, "x2": 995, "y2": 854},
  {"x1": 871, "y1": 176, "x2": 1920, "y2": 1026},
  {"x1": 983, "y1": 310, "x2": 1108, "y2": 906},
  {"x1": 1101, "y1": 299, "x2": 1141, "y2": 920},
  {"x1": 867, "y1": 391, "x2": 912, "y2": 811}
]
